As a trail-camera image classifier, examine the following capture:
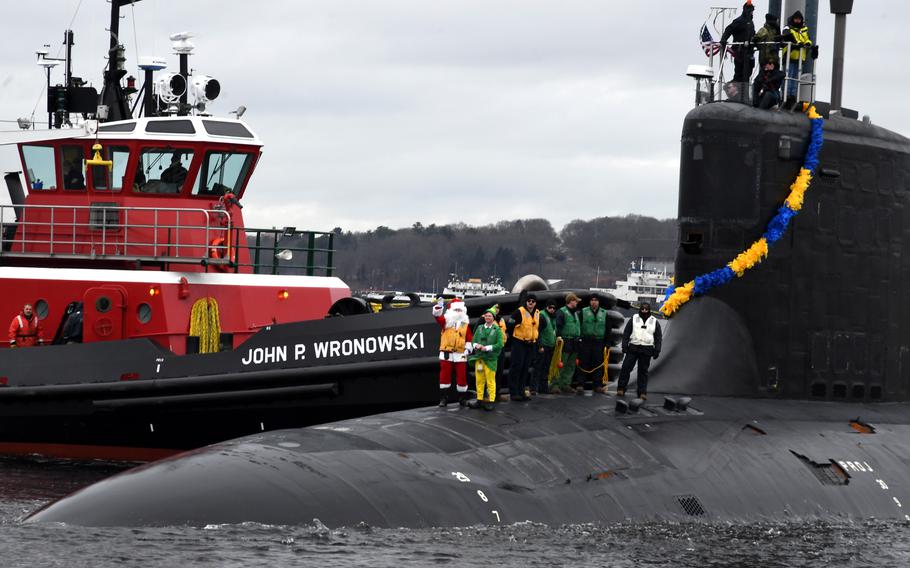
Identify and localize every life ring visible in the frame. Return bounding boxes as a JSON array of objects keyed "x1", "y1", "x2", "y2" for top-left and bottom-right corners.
[{"x1": 208, "y1": 236, "x2": 233, "y2": 270}]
